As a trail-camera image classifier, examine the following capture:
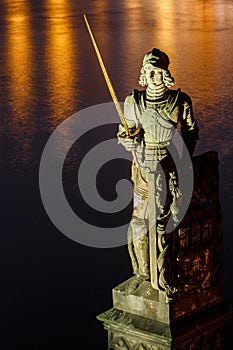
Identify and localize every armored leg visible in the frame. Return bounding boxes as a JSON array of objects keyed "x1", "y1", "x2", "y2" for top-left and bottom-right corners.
[
  {"x1": 128, "y1": 217, "x2": 150, "y2": 281},
  {"x1": 126, "y1": 217, "x2": 149, "y2": 294}
]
